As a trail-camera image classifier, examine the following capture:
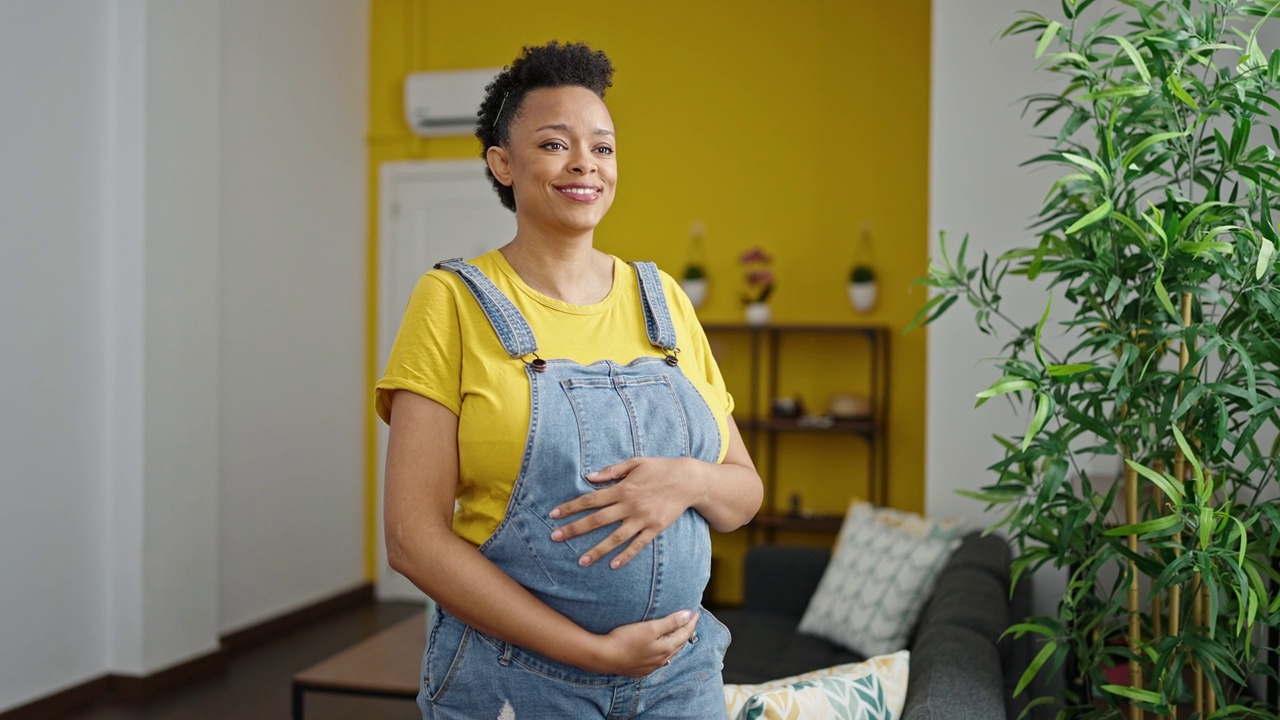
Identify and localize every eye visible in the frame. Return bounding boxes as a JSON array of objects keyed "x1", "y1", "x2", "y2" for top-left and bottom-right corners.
[
  {"x1": 595, "y1": 145, "x2": 615, "y2": 156},
  {"x1": 540, "y1": 141, "x2": 566, "y2": 151}
]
